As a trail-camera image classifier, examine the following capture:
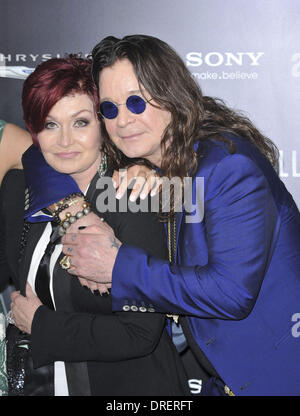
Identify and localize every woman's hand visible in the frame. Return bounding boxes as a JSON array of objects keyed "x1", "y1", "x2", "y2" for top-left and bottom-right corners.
[
  {"x1": 113, "y1": 165, "x2": 161, "y2": 202},
  {"x1": 10, "y1": 283, "x2": 42, "y2": 334}
]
